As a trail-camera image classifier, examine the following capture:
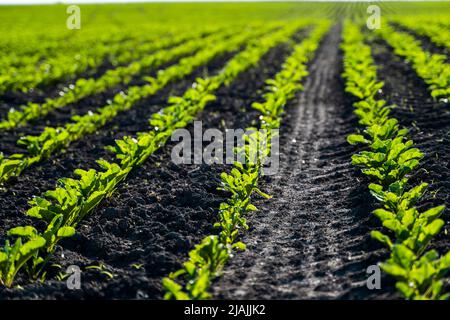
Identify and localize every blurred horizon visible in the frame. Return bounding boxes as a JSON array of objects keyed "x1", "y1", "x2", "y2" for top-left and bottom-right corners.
[{"x1": 1, "y1": 0, "x2": 448, "y2": 5}]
